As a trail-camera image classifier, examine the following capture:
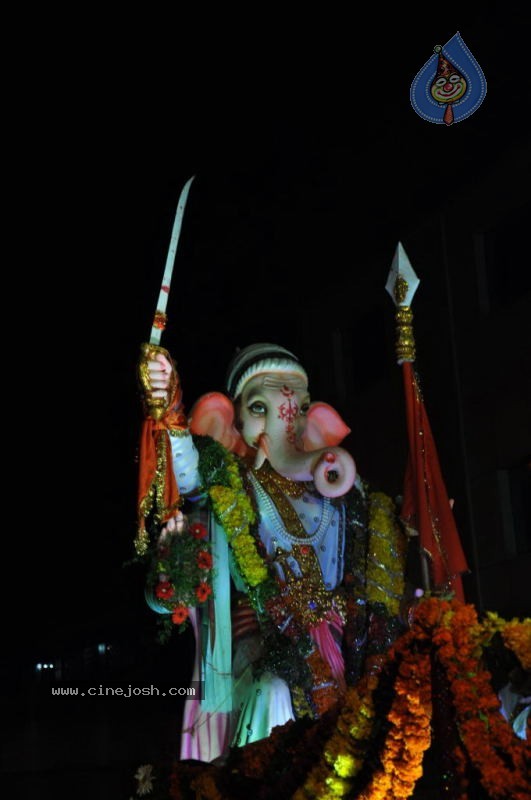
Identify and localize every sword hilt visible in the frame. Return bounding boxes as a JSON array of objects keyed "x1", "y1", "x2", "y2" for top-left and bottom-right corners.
[{"x1": 138, "y1": 343, "x2": 178, "y2": 421}]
